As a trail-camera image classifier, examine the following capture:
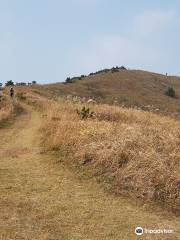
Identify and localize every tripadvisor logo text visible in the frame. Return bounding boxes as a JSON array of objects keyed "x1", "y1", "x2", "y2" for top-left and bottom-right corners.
[{"x1": 135, "y1": 226, "x2": 174, "y2": 236}]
